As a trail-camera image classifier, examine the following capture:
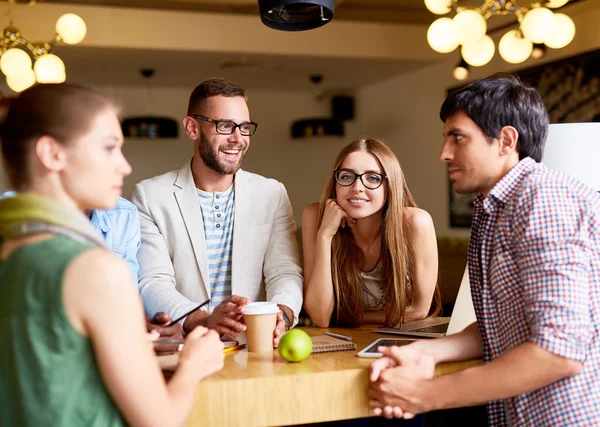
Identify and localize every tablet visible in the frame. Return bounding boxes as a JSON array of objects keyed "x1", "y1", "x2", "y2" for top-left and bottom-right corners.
[{"x1": 357, "y1": 338, "x2": 418, "y2": 358}]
